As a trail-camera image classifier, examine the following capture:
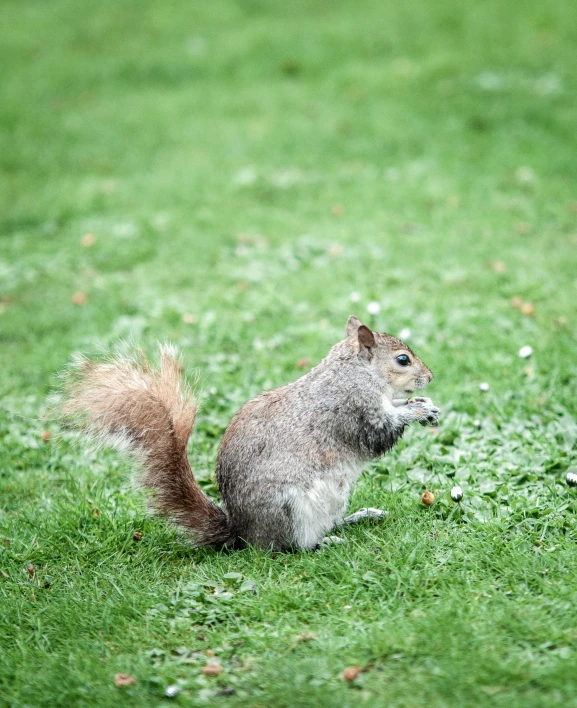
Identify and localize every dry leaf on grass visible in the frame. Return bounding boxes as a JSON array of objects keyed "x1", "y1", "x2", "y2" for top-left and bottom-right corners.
[
  {"x1": 114, "y1": 673, "x2": 136, "y2": 688},
  {"x1": 520, "y1": 302, "x2": 535, "y2": 315},
  {"x1": 343, "y1": 666, "x2": 362, "y2": 682},
  {"x1": 202, "y1": 663, "x2": 223, "y2": 676},
  {"x1": 71, "y1": 292, "x2": 87, "y2": 306}
]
